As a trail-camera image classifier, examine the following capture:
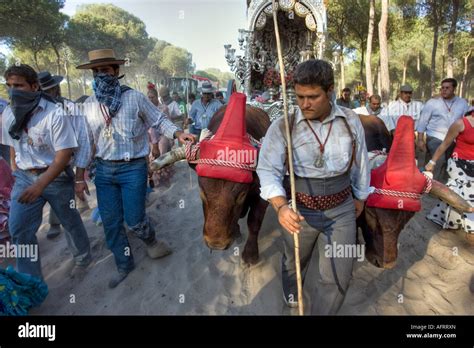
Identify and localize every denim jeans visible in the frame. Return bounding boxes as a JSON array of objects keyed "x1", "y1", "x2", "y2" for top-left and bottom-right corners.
[
  {"x1": 94, "y1": 158, "x2": 155, "y2": 273},
  {"x1": 281, "y1": 196, "x2": 356, "y2": 315},
  {"x1": 9, "y1": 168, "x2": 91, "y2": 278}
]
